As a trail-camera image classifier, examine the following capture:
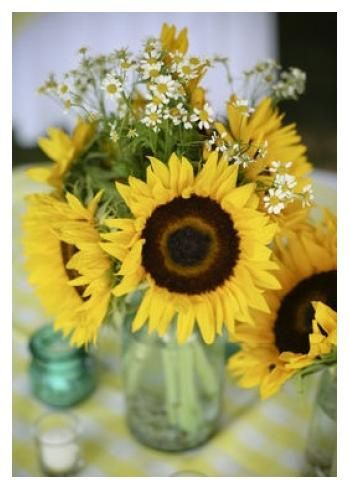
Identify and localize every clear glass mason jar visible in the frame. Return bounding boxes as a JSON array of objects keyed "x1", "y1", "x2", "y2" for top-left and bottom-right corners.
[
  {"x1": 304, "y1": 367, "x2": 337, "y2": 476},
  {"x1": 29, "y1": 324, "x2": 97, "y2": 407},
  {"x1": 121, "y1": 318, "x2": 226, "y2": 452}
]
